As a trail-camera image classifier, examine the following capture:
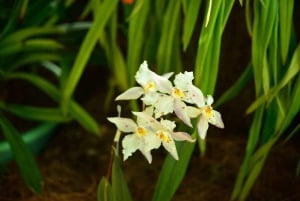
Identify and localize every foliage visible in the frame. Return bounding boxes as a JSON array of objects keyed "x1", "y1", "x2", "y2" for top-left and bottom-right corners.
[
  {"x1": 1, "y1": 0, "x2": 298, "y2": 200},
  {"x1": 231, "y1": 0, "x2": 299, "y2": 200},
  {"x1": 92, "y1": 0, "x2": 298, "y2": 201},
  {"x1": 0, "y1": 0, "x2": 100, "y2": 193}
]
